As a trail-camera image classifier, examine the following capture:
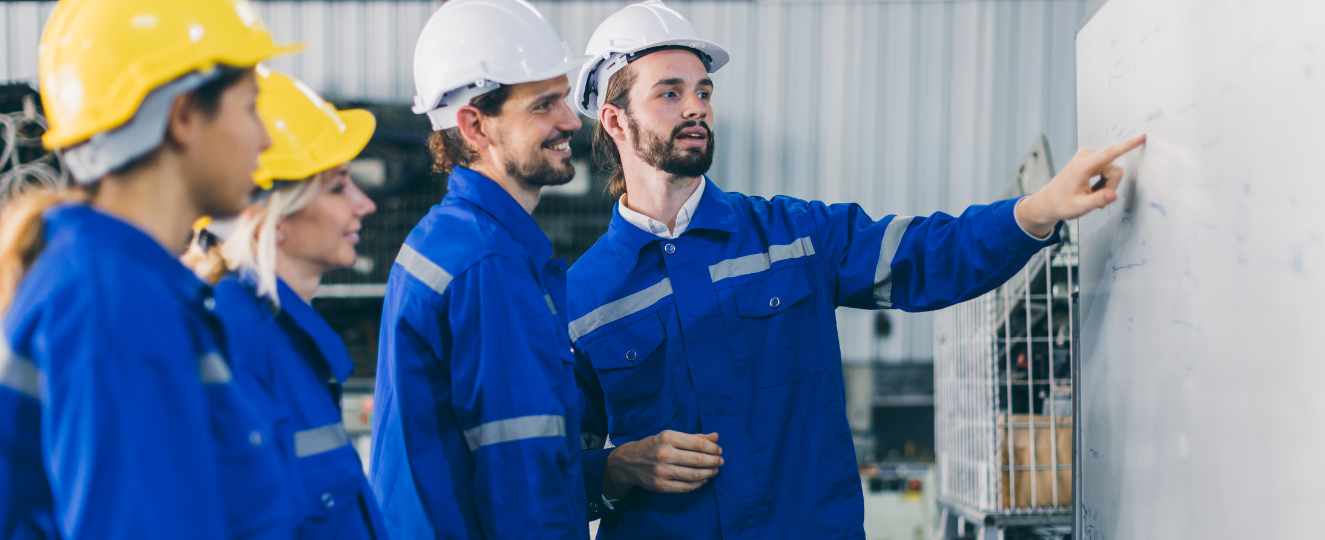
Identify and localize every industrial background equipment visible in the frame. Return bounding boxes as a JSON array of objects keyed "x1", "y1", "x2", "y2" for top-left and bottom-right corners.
[{"x1": 933, "y1": 137, "x2": 1075, "y2": 540}]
